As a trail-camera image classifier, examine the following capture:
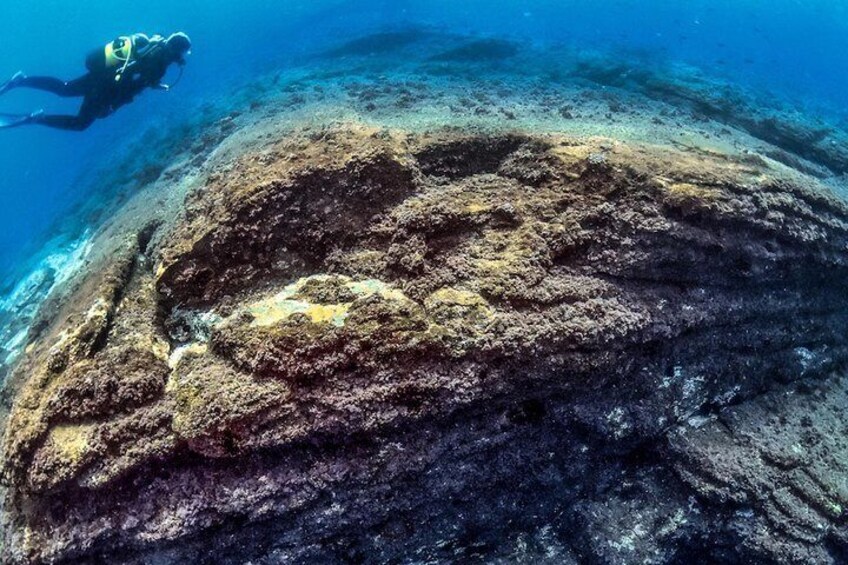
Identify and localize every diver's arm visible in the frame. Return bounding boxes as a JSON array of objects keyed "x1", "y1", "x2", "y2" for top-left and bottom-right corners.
[
  {"x1": 150, "y1": 66, "x2": 170, "y2": 91},
  {"x1": 127, "y1": 65, "x2": 169, "y2": 92}
]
